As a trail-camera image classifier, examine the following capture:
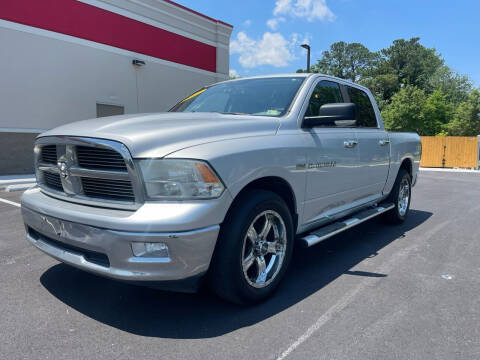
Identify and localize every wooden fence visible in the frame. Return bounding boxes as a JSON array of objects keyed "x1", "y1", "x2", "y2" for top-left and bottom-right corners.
[{"x1": 420, "y1": 136, "x2": 480, "y2": 168}]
